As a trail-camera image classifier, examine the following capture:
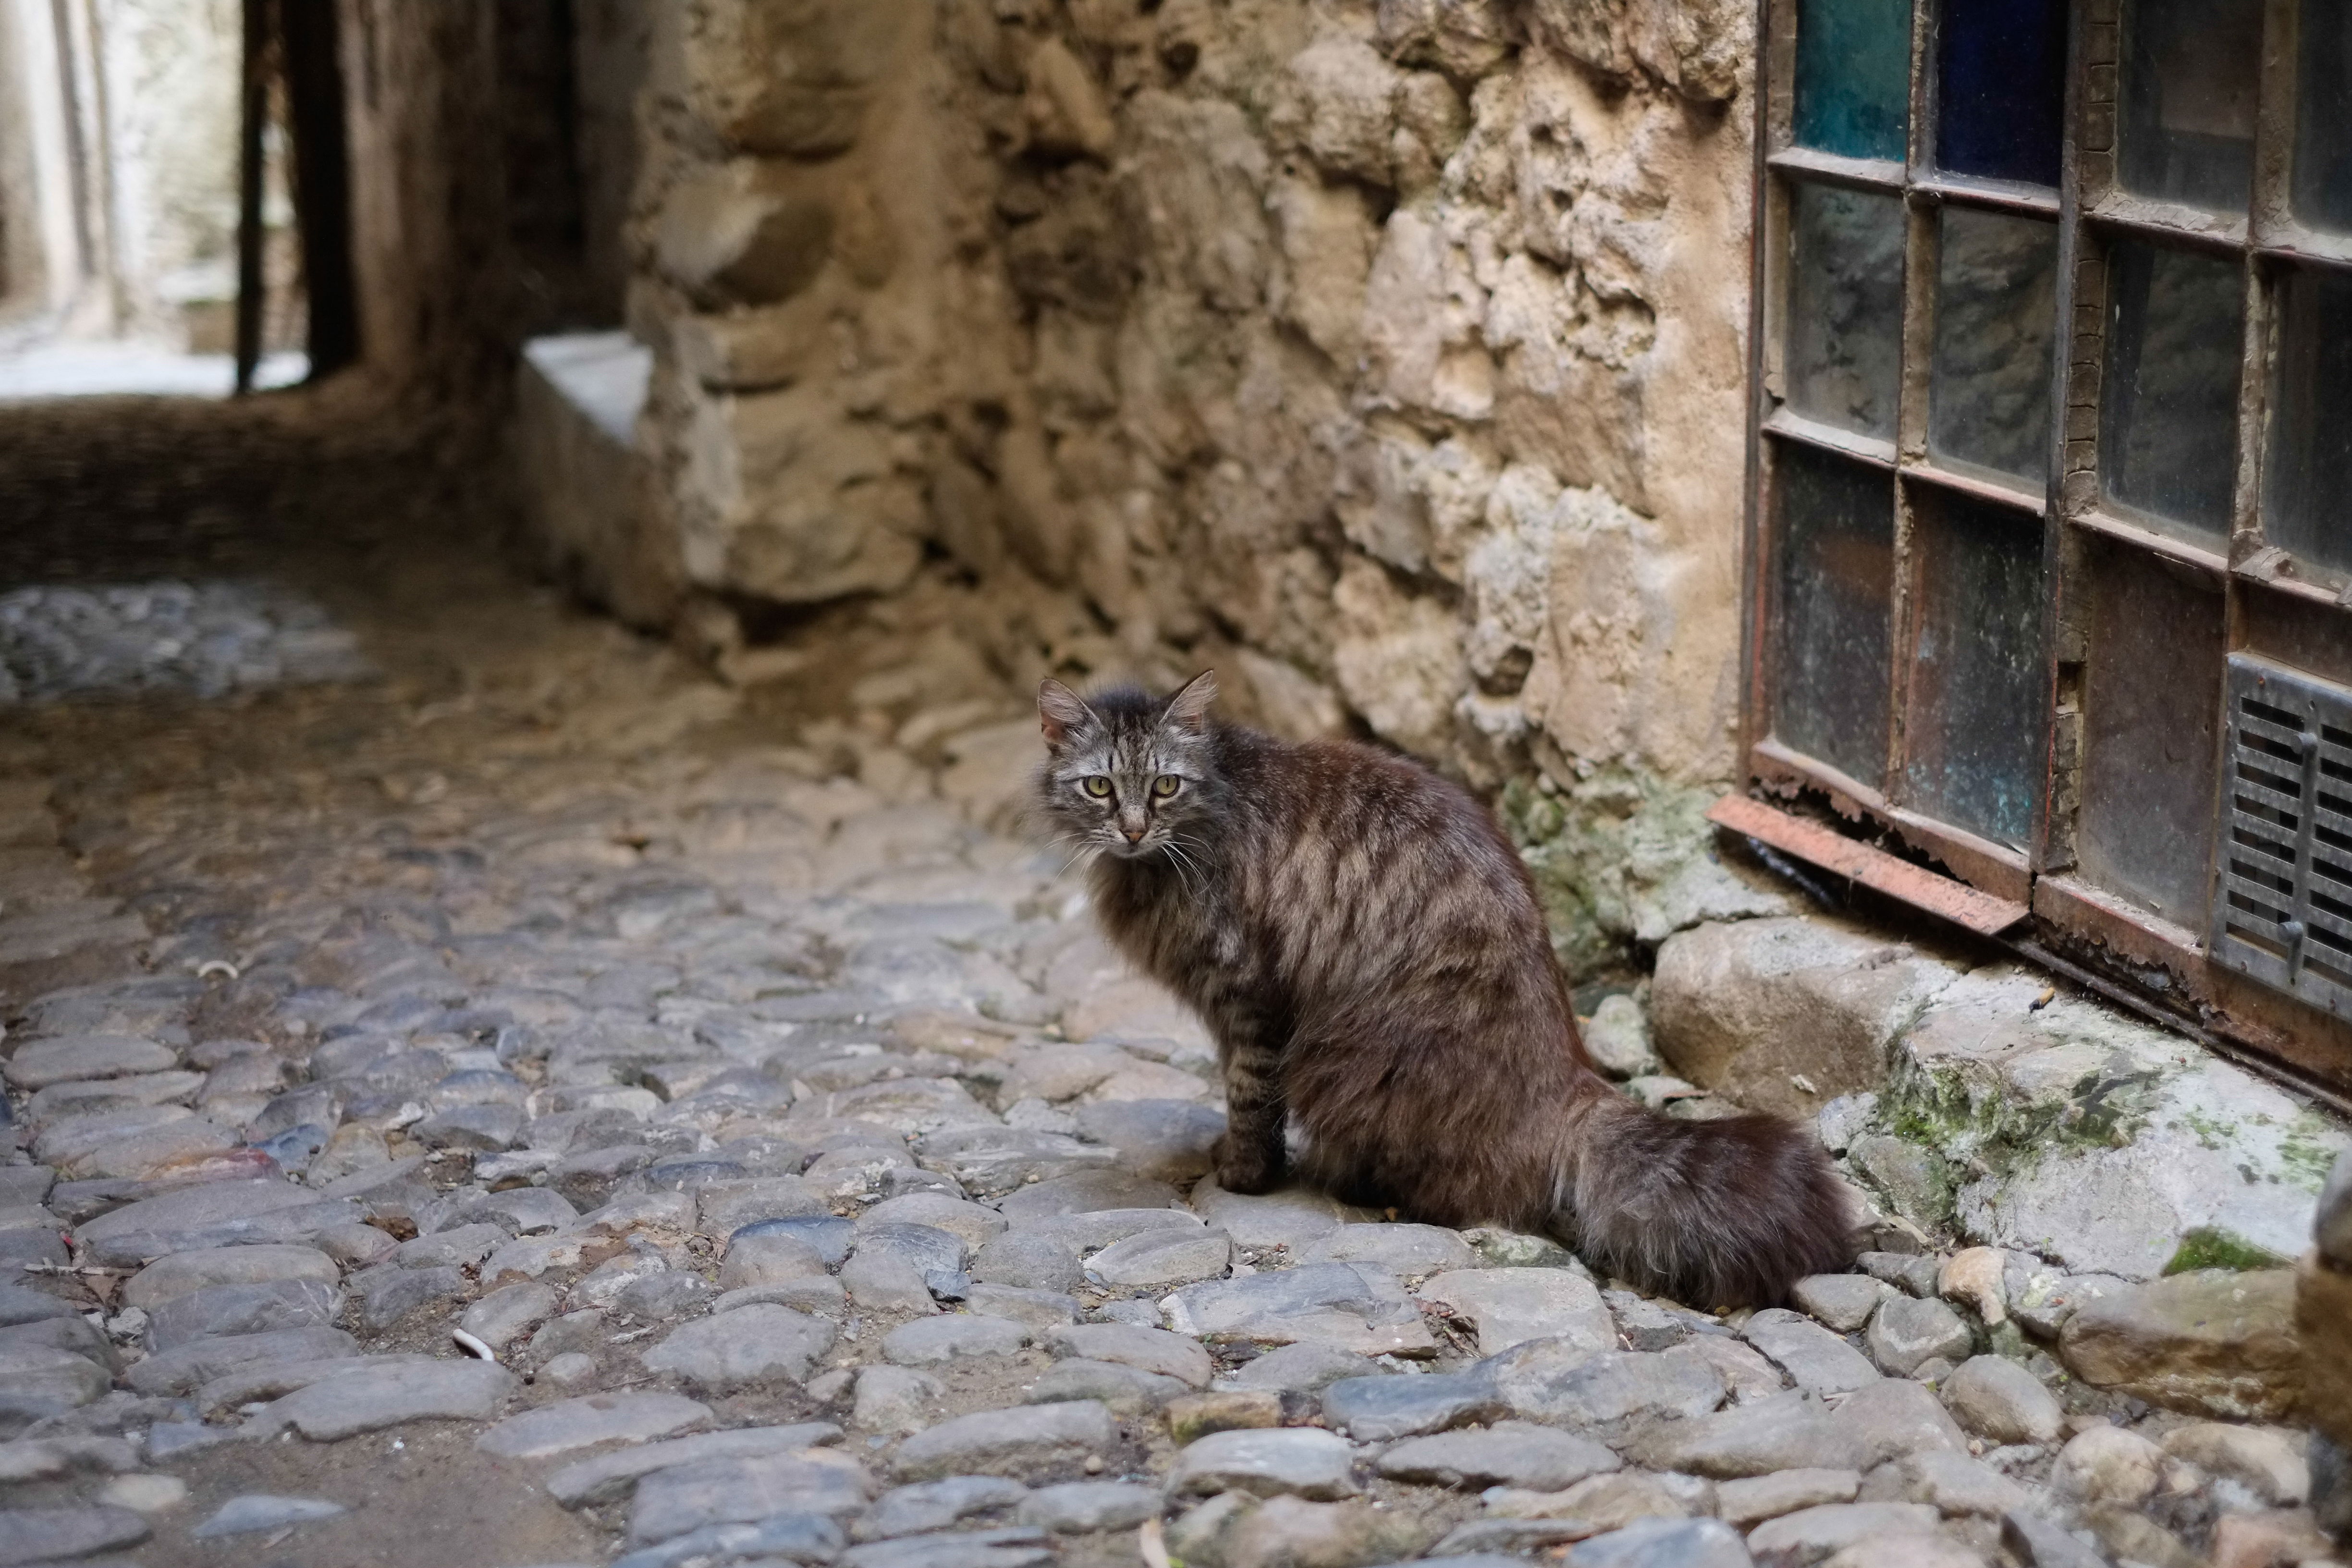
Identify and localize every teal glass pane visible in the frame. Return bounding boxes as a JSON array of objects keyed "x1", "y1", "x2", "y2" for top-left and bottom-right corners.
[{"x1": 1794, "y1": 0, "x2": 1911, "y2": 162}]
